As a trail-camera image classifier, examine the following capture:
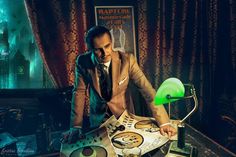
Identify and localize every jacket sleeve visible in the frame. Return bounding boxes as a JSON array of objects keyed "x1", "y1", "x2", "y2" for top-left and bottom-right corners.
[
  {"x1": 70, "y1": 57, "x2": 87, "y2": 128},
  {"x1": 129, "y1": 54, "x2": 170, "y2": 125}
]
